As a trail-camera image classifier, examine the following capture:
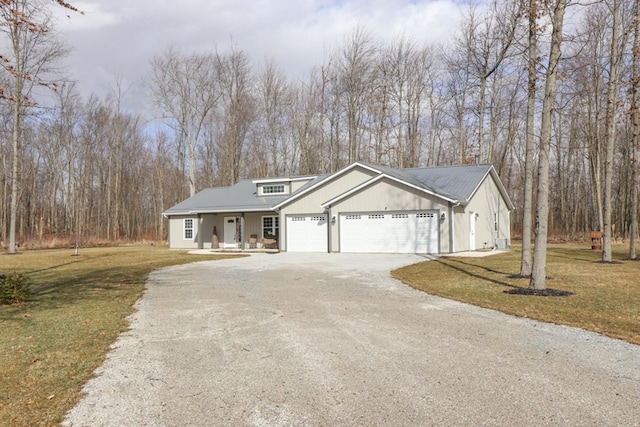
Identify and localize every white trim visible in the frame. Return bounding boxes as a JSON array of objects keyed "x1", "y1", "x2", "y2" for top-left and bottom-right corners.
[
  {"x1": 261, "y1": 184, "x2": 286, "y2": 195},
  {"x1": 261, "y1": 215, "x2": 280, "y2": 238},
  {"x1": 252, "y1": 176, "x2": 317, "y2": 184},
  {"x1": 183, "y1": 218, "x2": 194, "y2": 240}
]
